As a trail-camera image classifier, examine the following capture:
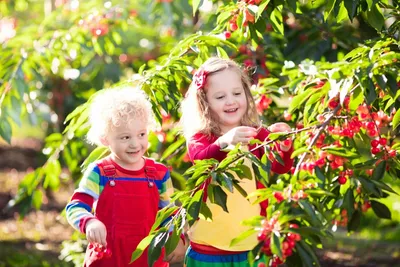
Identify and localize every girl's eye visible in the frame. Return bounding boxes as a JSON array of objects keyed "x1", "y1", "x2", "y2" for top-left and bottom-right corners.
[
  {"x1": 234, "y1": 92, "x2": 242, "y2": 96},
  {"x1": 139, "y1": 133, "x2": 146, "y2": 137},
  {"x1": 121, "y1": 136, "x2": 130, "y2": 140},
  {"x1": 216, "y1": 96, "x2": 224, "y2": 99}
]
